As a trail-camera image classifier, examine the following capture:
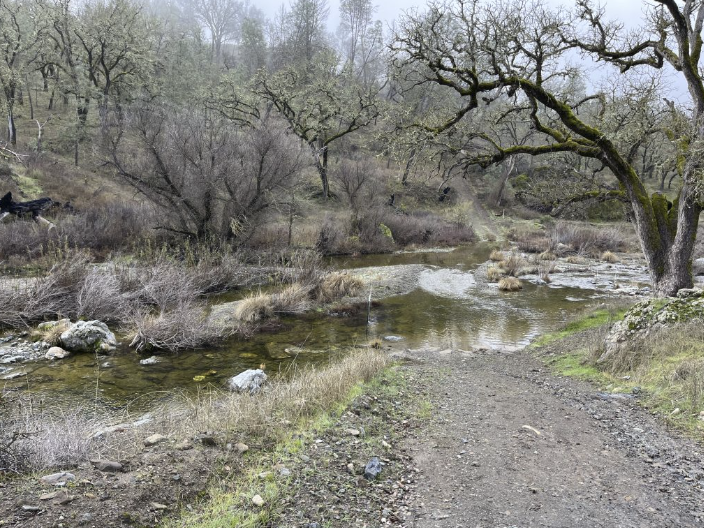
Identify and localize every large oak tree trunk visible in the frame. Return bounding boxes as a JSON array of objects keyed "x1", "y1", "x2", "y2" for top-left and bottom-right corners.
[{"x1": 630, "y1": 181, "x2": 701, "y2": 297}]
